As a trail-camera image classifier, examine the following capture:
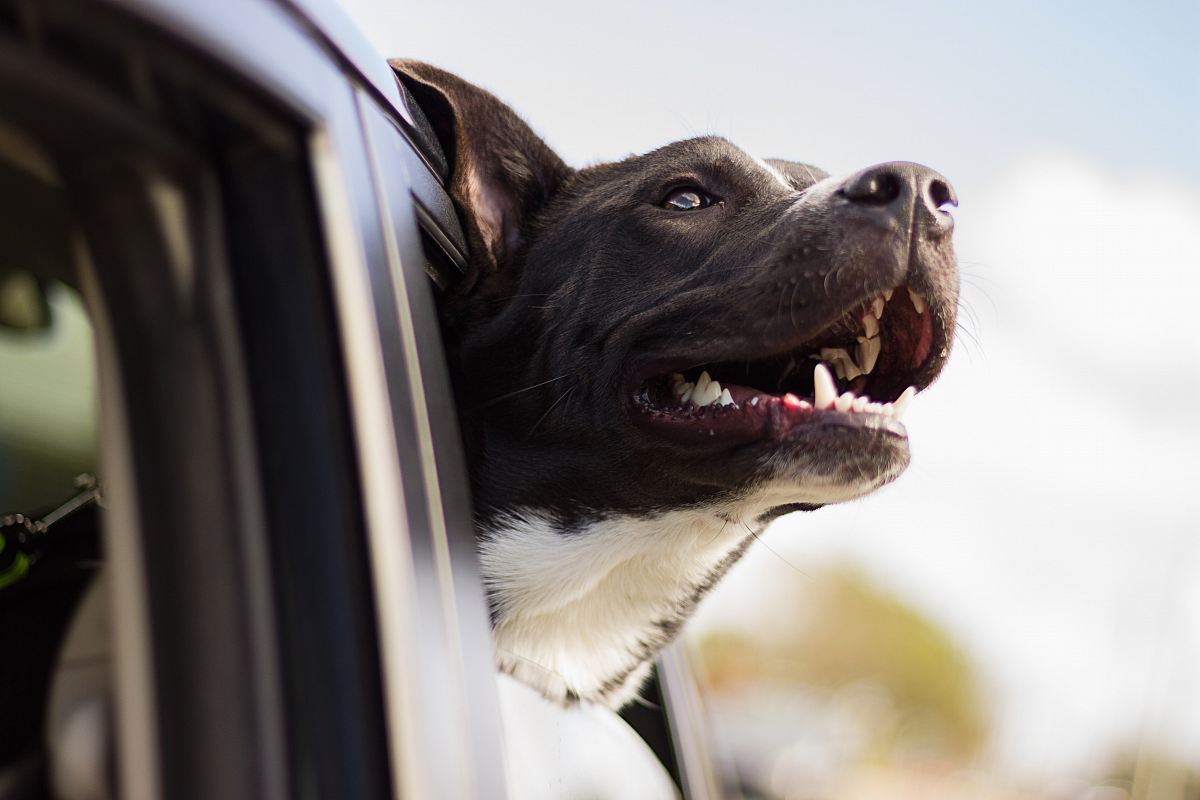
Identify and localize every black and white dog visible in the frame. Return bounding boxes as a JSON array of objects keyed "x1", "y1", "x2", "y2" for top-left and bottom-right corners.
[{"x1": 393, "y1": 62, "x2": 959, "y2": 709}]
